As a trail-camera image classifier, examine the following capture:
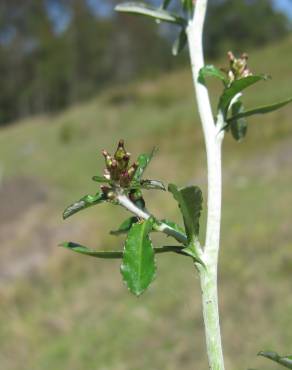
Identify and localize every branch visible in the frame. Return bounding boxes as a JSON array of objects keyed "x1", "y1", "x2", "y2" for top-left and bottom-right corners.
[{"x1": 117, "y1": 194, "x2": 188, "y2": 245}]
